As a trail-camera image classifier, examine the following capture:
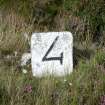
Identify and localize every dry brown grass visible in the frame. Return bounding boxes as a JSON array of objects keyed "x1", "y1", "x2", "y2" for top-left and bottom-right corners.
[{"x1": 0, "y1": 10, "x2": 32, "y2": 55}]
